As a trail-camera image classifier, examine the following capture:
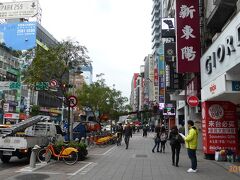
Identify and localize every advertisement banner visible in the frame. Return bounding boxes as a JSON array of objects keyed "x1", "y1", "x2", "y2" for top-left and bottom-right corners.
[
  {"x1": 202, "y1": 101, "x2": 238, "y2": 154},
  {"x1": 0, "y1": 1, "x2": 38, "y2": 19},
  {"x1": 176, "y1": 0, "x2": 201, "y2": 73},
  {"x1": 0, "y1": 22, "x2": 36, "y2": 50},
  {"x1": 158, "y1": 45, "x2": 165, "y2": 103}
]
